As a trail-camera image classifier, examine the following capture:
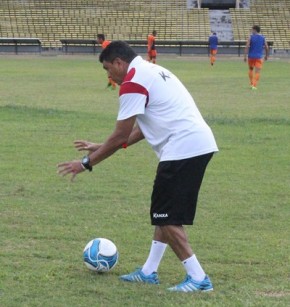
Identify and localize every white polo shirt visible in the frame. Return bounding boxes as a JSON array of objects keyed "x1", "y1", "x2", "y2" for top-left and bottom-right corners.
[{"x1": 118, "y1": 56, "x2": 218, "y2": 161}]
